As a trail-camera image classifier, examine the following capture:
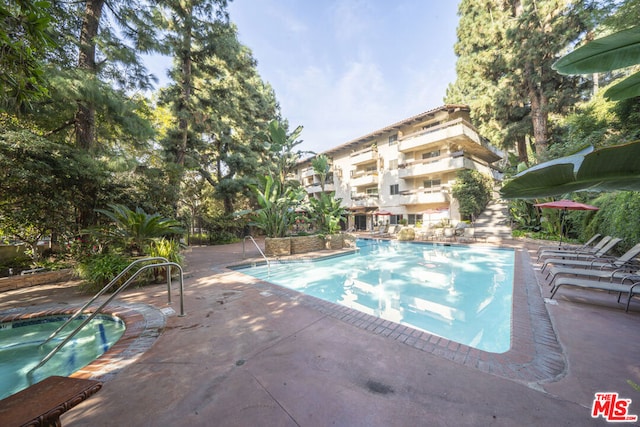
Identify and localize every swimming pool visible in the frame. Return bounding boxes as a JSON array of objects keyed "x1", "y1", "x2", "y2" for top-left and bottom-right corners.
[
  {"x1": 0, "y1": 314, "x2": 125, "y2": 399},
  {"x1": 235, "y1": 239, "x2": 514, "y2": 353}
]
